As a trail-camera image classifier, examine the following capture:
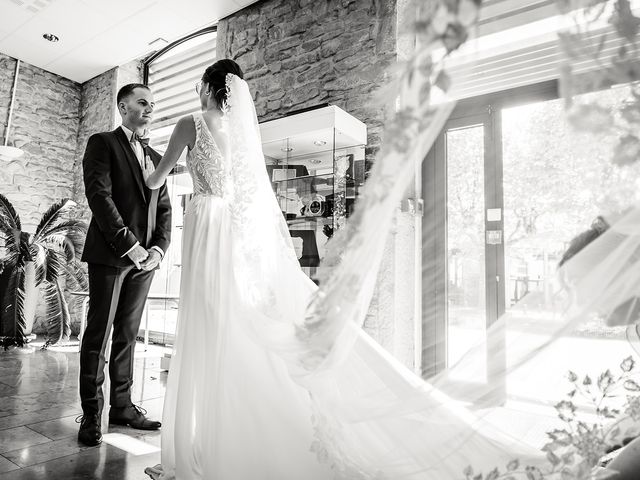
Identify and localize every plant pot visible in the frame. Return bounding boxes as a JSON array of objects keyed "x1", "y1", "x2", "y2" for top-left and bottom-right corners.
[
  {"x1": 22, "y1": 261, "x2": 39, "y2": 336},
  {"x1": 607, "y1": 436, "x2": 640, "y2": 479}
]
